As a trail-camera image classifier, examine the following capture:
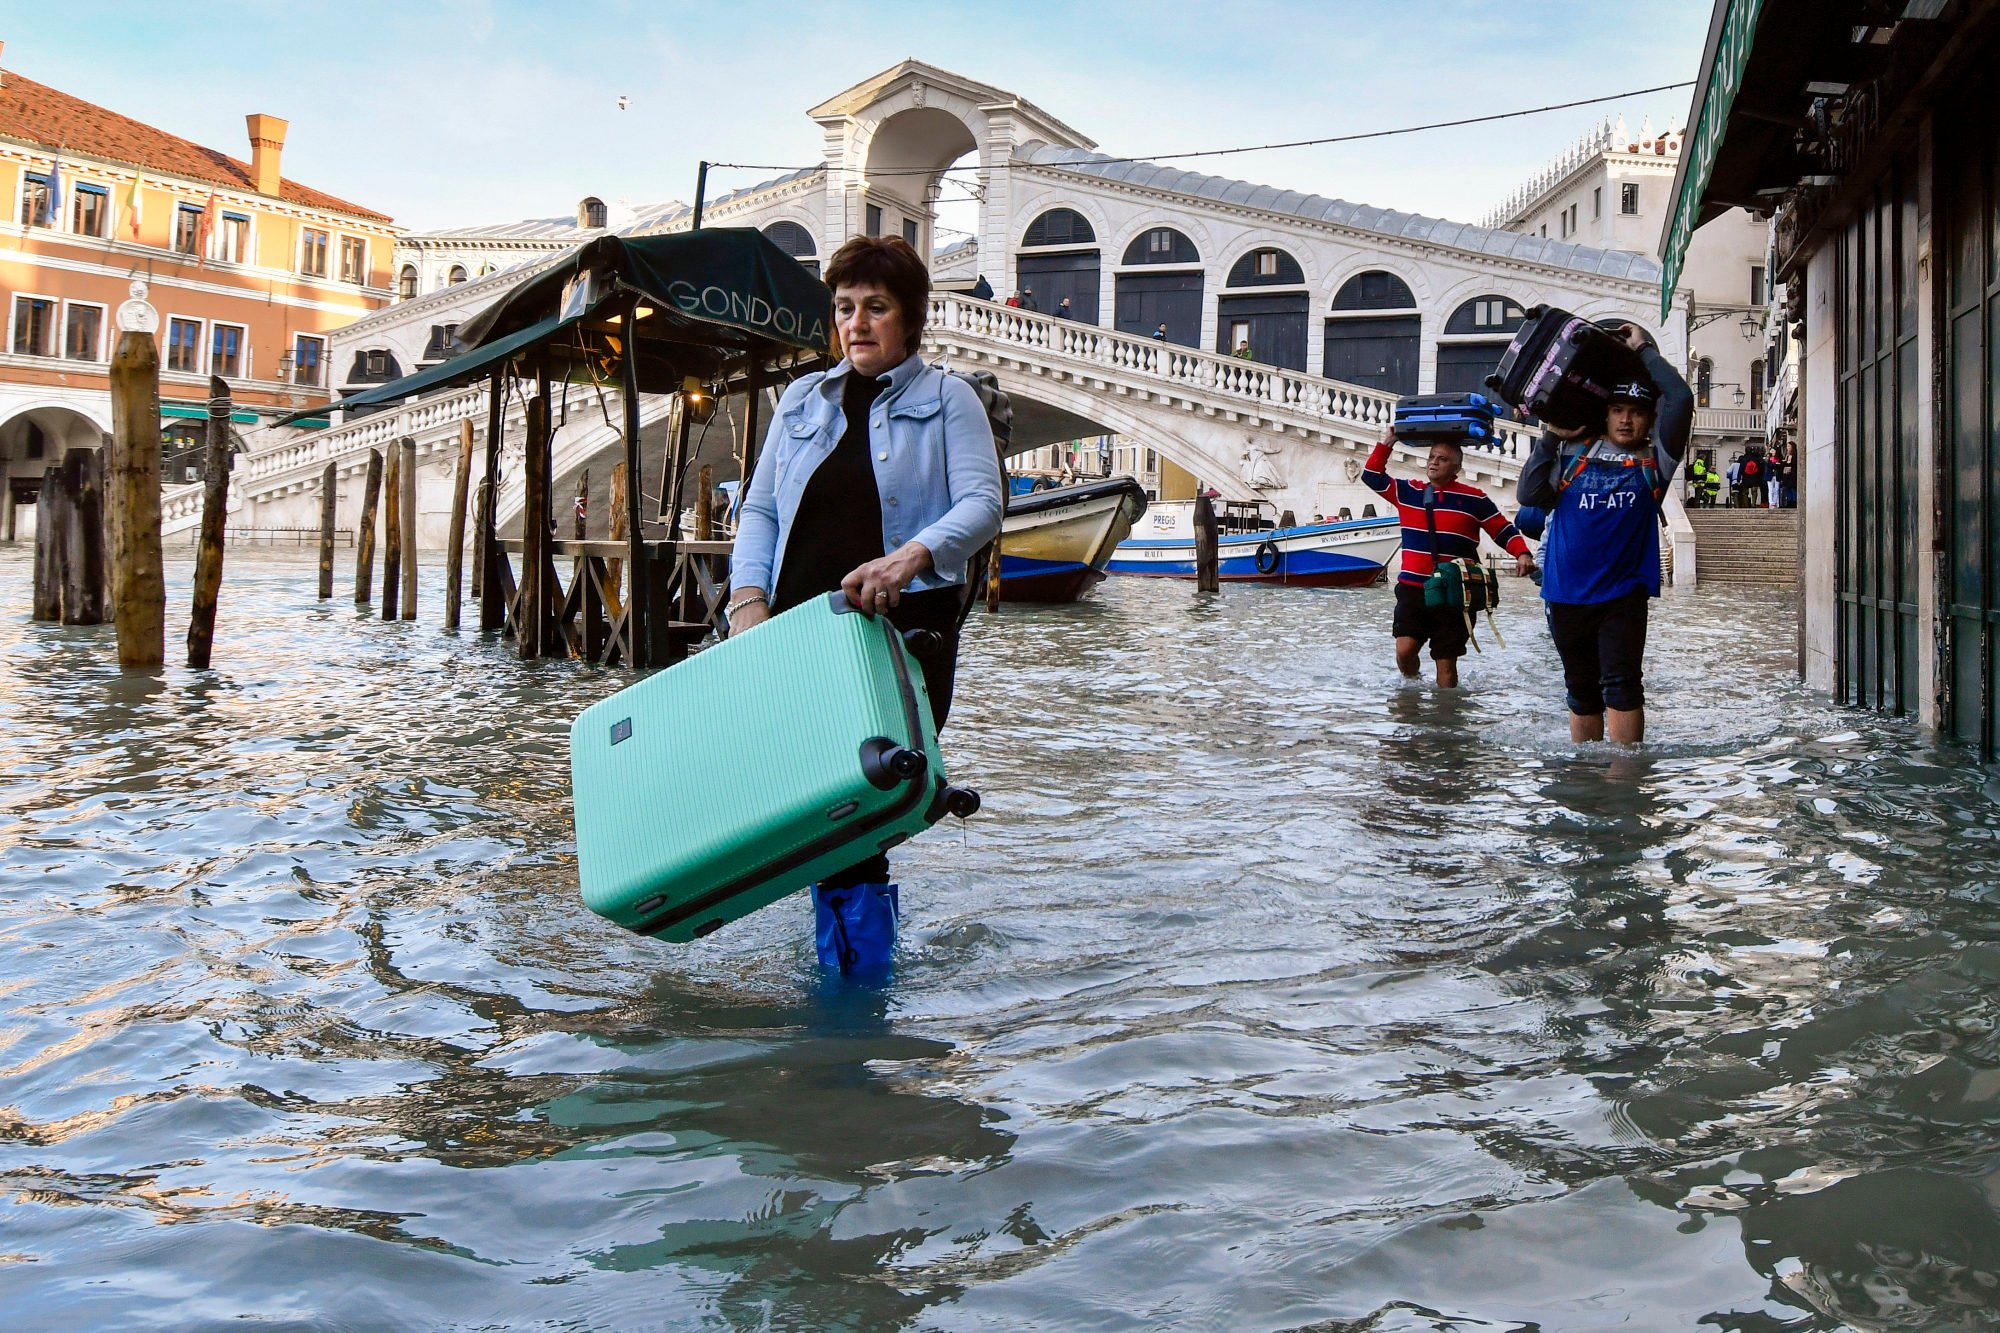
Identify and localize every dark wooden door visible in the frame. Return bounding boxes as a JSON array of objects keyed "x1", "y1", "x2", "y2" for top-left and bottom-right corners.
[
  {"x1": 1017, "y1": 252, "x2": 1101, "y2": 324},
  {"x1": 1217, "y1": 294, "x2": 1308, "y2": 370},
  {"x1": 1939, "y1": 100, "x2": 2000, "y2": 754},
  {"x1": 1322, "y1": 315, "x2": 1418, "y2": 394},
  {"x1": 1116, "y1": 271, "x2": 1204, "y2": 347},
  {"x1": 1435, "y1": 342, "x2": 1510, "y2": 395}
]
